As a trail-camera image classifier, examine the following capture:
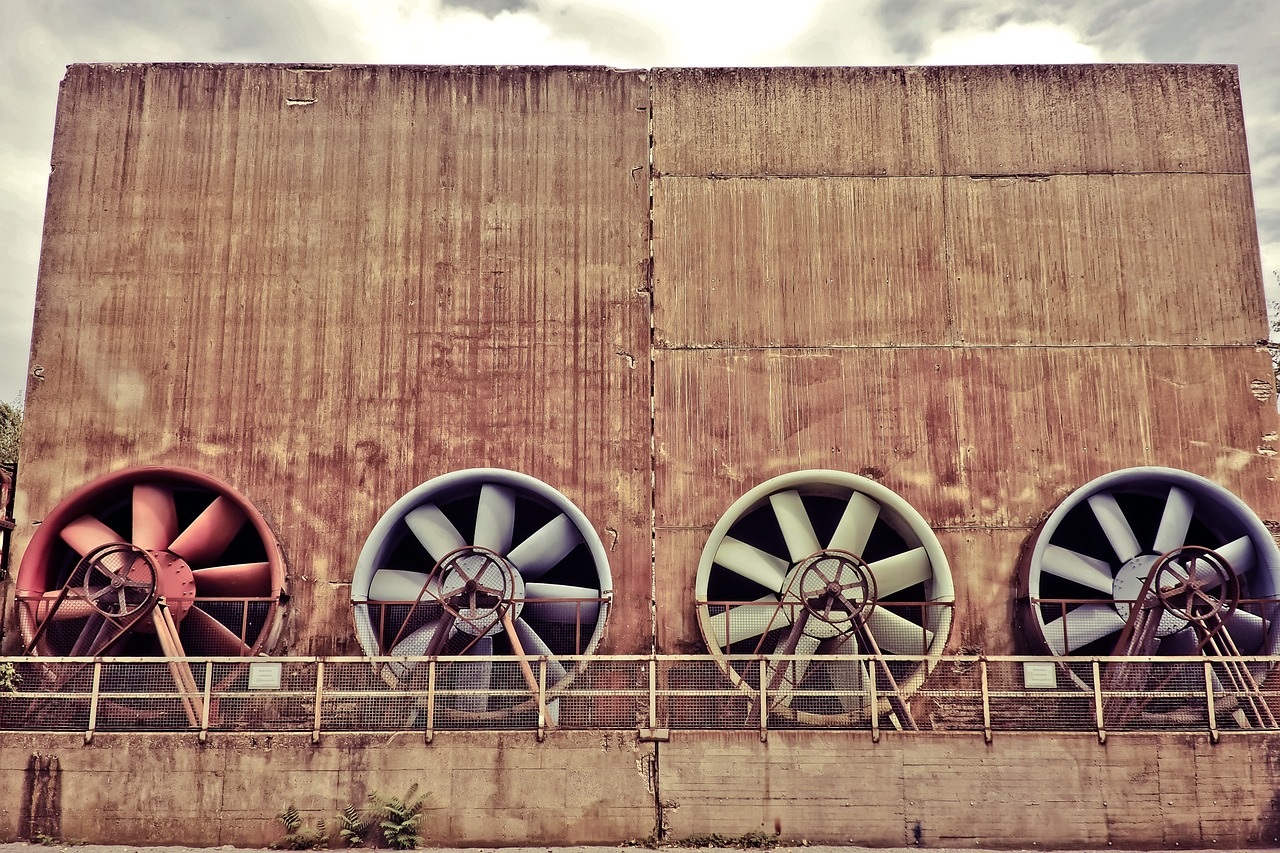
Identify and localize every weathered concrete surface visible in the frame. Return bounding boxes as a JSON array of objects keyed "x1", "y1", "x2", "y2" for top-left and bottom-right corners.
[
  {"x1": 0, "y1": 731, "x2": 657, "y2": 847},
  {"x1": 657, "y1": 731, "x2": 1280, "y2": 849}
]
